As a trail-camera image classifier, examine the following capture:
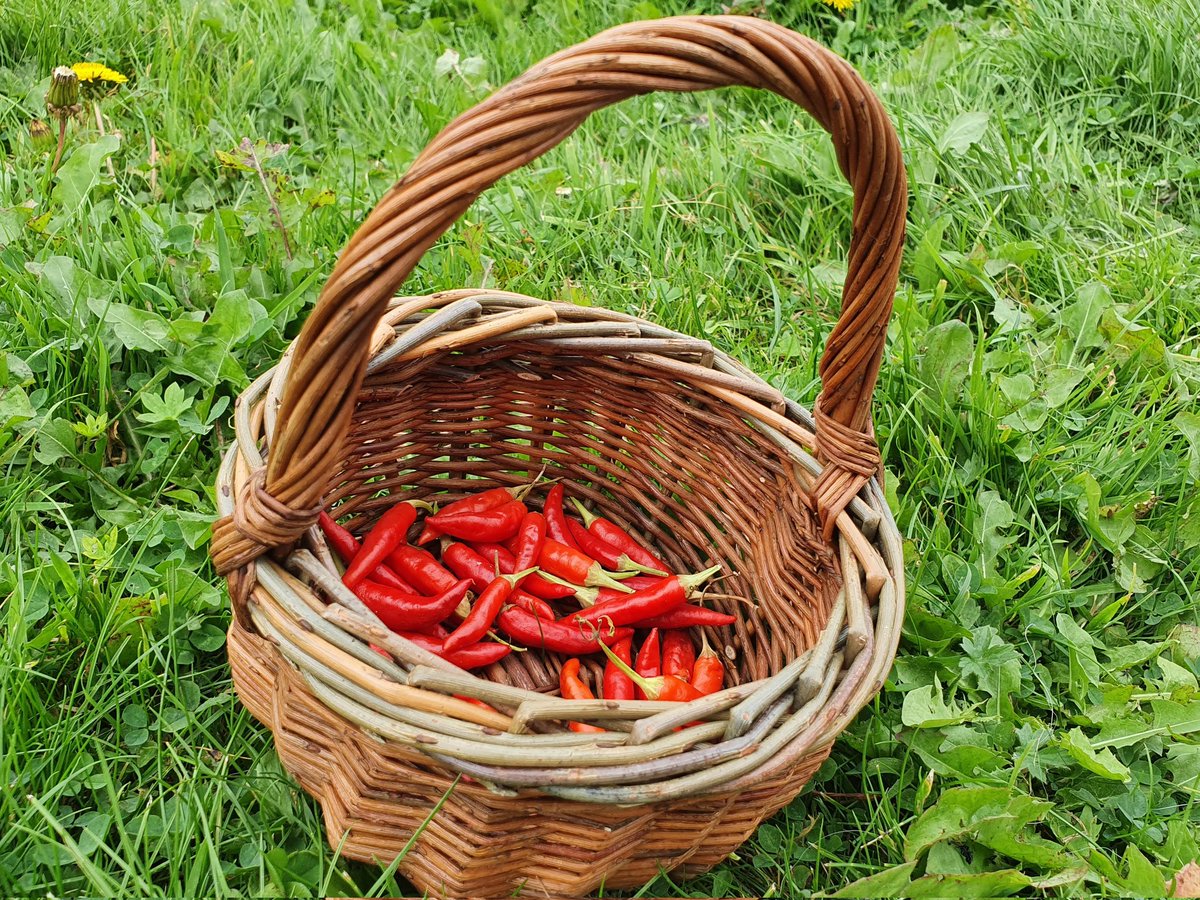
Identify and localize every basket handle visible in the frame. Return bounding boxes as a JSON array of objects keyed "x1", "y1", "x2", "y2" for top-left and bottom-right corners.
[{"x1": 211, "y1": 15, "x2": 907, "y2": 575}]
